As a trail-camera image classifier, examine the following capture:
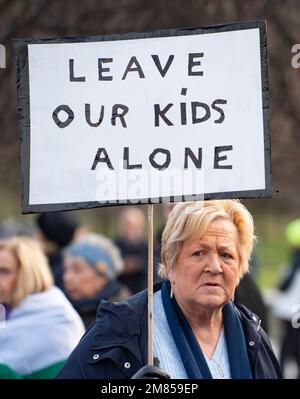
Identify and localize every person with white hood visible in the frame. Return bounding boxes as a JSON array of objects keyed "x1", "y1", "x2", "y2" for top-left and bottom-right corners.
[
  {"x1": 272, "y1": 219, "x2": 300, "y2": 378},
  {"x1": 0, "y1": 236, "x2": 85, "y2": 379}
]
